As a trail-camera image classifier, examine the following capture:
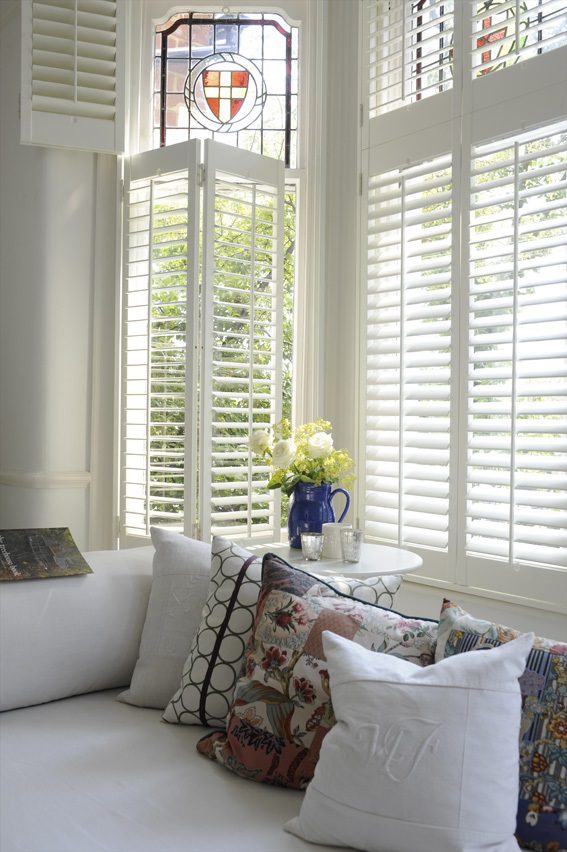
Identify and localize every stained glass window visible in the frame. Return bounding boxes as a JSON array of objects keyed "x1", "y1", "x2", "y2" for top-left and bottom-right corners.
[{"x1": 154, "y1": 12, "x2": 298, "y2": 167}]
